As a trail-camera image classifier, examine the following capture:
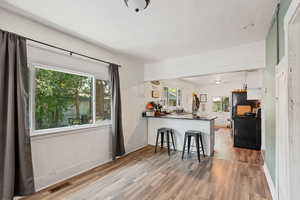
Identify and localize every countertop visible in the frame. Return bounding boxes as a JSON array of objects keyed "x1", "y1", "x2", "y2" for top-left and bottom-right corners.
[{"x1": 143, "y1": 114, "x2": 217, "y2": 121}]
